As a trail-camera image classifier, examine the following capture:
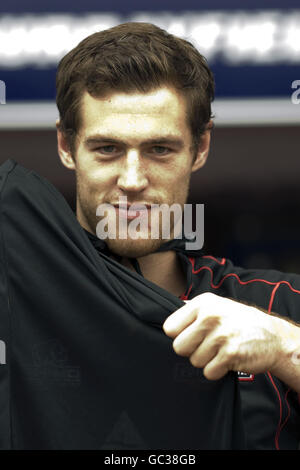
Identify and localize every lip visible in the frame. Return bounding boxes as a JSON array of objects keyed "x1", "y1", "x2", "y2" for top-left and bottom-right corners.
[
  {"x1": 115, "y1": 206, "x2": 150, "y2": 220},
  {"x1": 111, "y1": 203, "x2": 152, "y2": 210}
]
